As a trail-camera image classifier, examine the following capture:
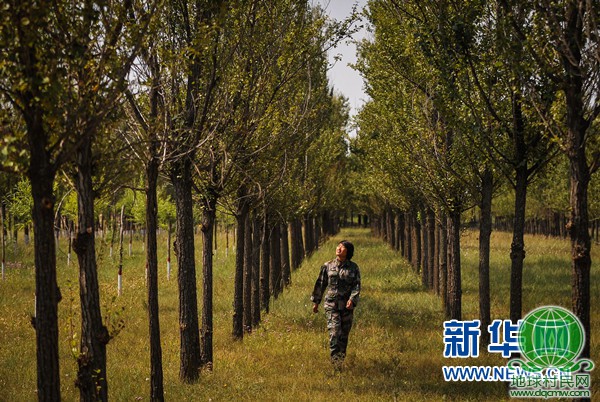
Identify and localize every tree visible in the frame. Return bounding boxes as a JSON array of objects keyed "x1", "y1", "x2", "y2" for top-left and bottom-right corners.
[
  {"x1": 1, "y1": 2, "x2": 155, "y2": 399},
  {"x1": 191, "y1": 0, "x2": 352, "y2": 343},
  {"x1": 355, "y1": 0, "x2": 485, "y2": 319},
  {"x1": 498, "y1": 0, "x2": 600, "y2": 358},
  {"x1": 124, "y1": 19, "x2": 168, "y2": 397},
  {"x1": 155, "y1": 0, "x2": 225, "y2": 380},
  {"x1": 1, "y1": 5, "x2": 62, "y2": 397}
]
